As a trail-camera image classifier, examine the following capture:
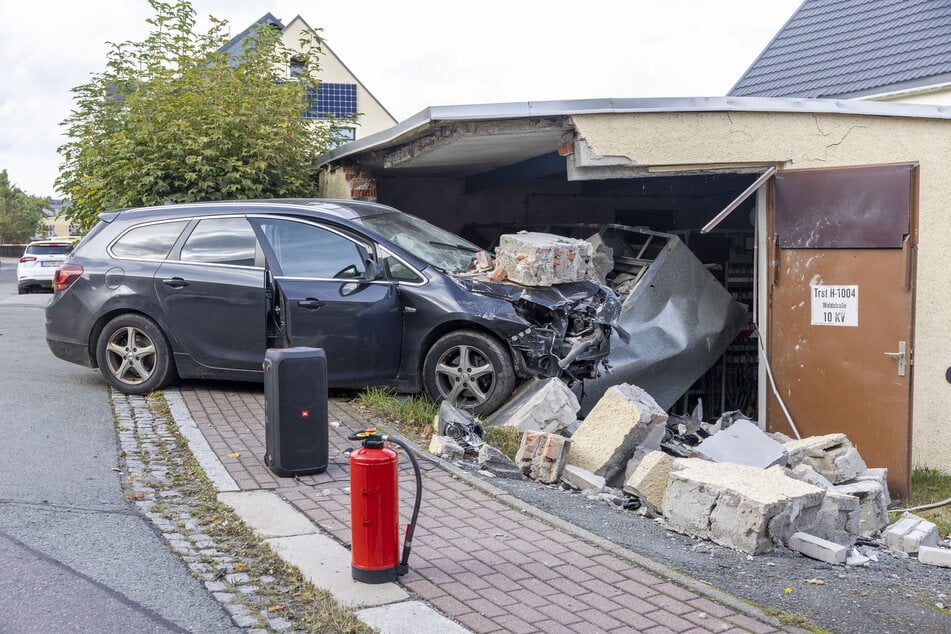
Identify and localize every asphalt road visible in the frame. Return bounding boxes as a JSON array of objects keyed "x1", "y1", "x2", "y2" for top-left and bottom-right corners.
[{"x1": 0, "y1": 260, "x2": 239, "y2": 633}]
